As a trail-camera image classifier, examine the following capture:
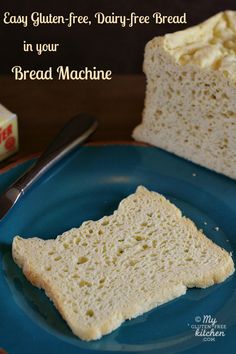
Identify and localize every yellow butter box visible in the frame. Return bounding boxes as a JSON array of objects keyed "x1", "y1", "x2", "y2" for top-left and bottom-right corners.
[{"x1": 0, "y1": 104, "x2": 19, "y2": 162}]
